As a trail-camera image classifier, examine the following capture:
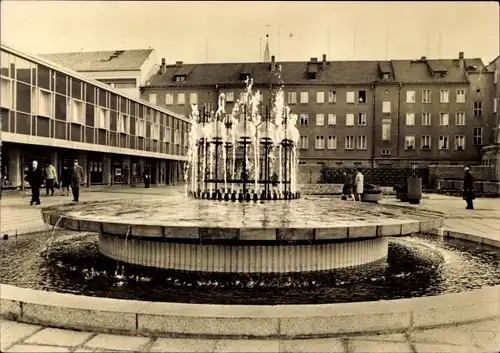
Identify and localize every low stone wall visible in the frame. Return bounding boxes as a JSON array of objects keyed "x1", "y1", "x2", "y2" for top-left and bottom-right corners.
[
  {"x1": 298, "y1": 184, "x2": 395, "y2": 196},
  {"x1": 437, "y1": 180, "x2": 500, "y2": 196}
]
